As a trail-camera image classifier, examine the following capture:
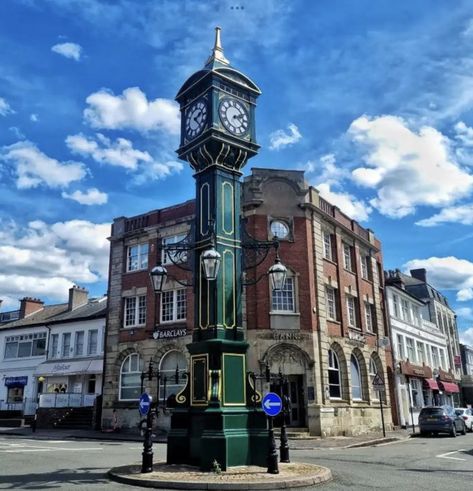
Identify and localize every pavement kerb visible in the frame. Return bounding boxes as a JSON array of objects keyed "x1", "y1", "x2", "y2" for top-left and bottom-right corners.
[{"x1": 108, "y1": 463, "x2": 333, "y2": 490}]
